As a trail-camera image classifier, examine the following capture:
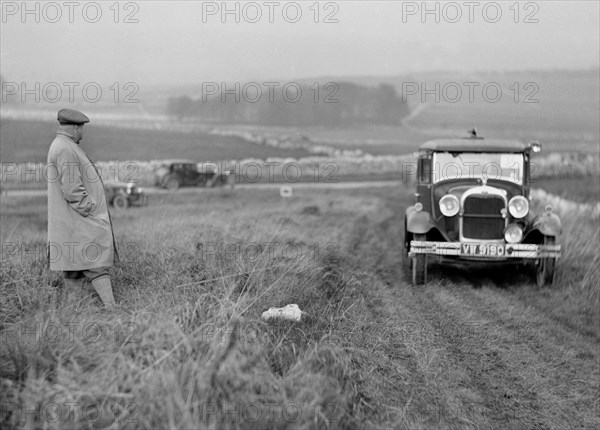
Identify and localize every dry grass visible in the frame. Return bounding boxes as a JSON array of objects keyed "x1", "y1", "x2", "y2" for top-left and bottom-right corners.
[
  {"x1": 1, "y1": 182, "x2": 598, "y2": 429},
  {"x1": 0, "y1": 189, "x2": 383, "y2": 429}
]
